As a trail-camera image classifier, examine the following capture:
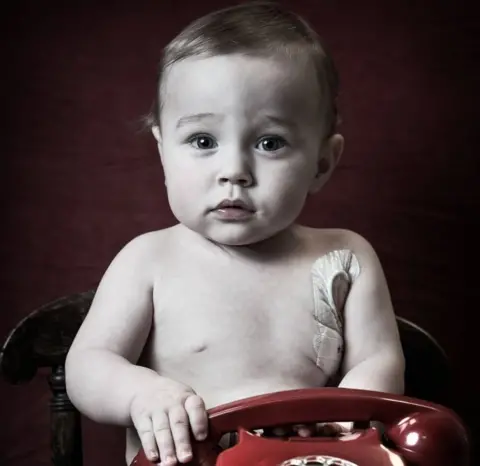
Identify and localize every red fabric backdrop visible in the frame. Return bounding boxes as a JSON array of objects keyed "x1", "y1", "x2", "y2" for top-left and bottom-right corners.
[{"x1": 1, "y1": 0, "x2": 478, "y2": 464}]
